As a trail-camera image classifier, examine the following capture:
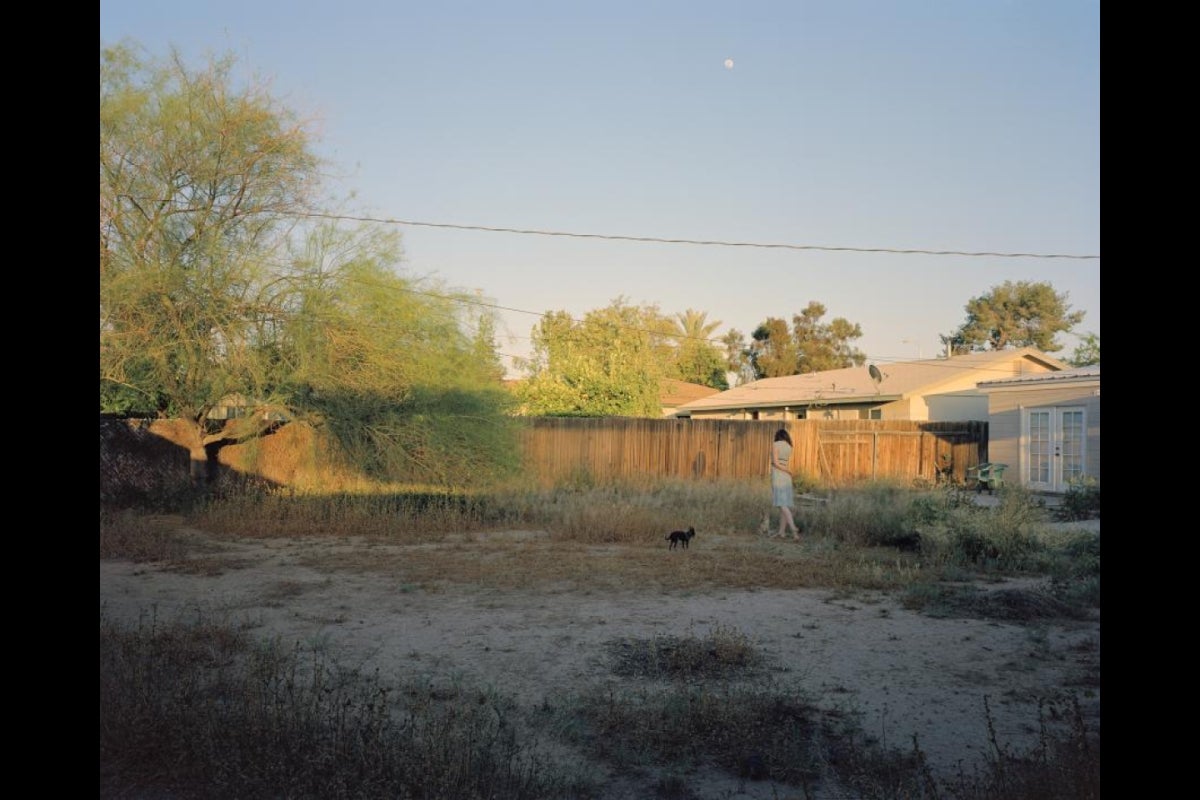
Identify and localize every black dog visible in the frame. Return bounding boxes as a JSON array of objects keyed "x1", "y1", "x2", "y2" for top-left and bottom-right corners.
[{"x1": 667, "y1": 526, "x2": 696, "y2": 550}]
